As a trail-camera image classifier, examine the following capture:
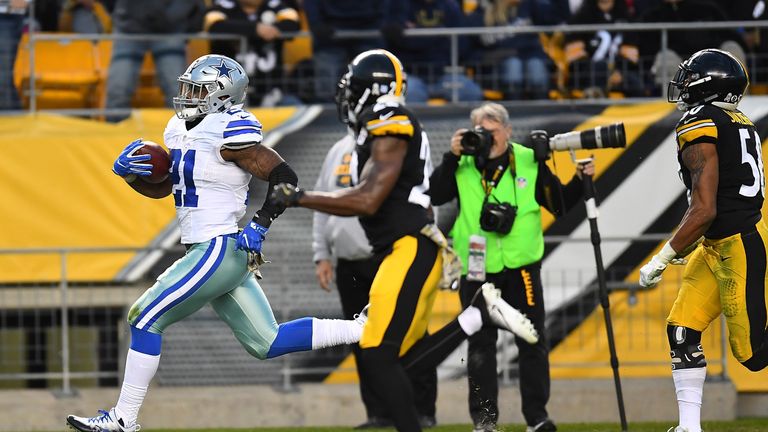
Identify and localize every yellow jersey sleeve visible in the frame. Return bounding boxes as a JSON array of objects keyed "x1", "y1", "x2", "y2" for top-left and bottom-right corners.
[
  {"x1": 364, "y1": 106, "x2": 415, "y2": 138},
  {"x1": 676, "y1": 117, "x2": 717, "y2": 150}
]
